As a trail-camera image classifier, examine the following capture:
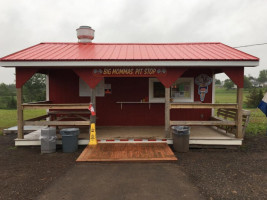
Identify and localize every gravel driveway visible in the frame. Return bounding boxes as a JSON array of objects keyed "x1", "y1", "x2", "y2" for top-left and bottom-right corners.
[{"x1": 0, "y1": 133, "x2": 266, "y2": 200}]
